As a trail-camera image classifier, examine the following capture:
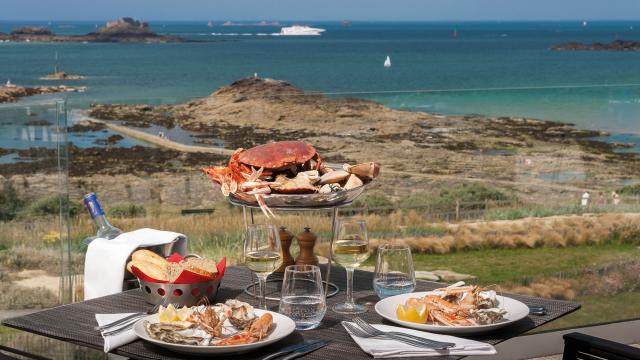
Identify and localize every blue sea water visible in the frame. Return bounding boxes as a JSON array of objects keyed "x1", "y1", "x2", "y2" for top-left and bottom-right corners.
[{"x1": 0, "y1": 20, "x2": 639, "y2": 150}]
